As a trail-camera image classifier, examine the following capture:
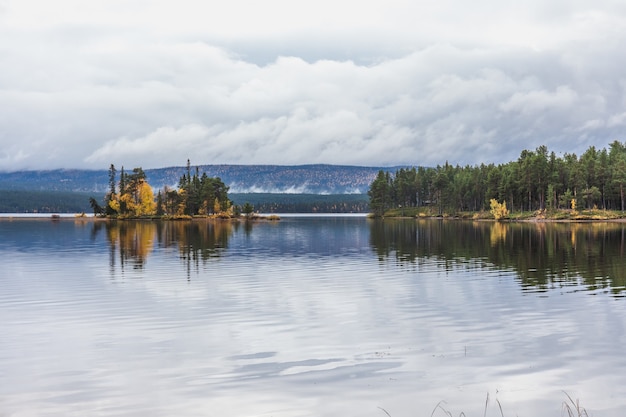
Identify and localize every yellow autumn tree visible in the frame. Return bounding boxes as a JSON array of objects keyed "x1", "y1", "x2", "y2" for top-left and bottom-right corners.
[
  {"x1": 108, "y1": 198, "x2": 120, "y2": 213},
  {"x1": 489, "y1": 199, "x2": 509, "y2": 220},
  {"x1": 106, "y1": 167, "x2": 156, "y2": 217},
  {"x1": 119, "y1": 192, "x2": 136, "y2": 216},
  {"x1": 138, "y1": 181, "x2": 156, "y2": 216},
  {"x1": 176, "y1": 189, "x2": 187, "y2": 216}
]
